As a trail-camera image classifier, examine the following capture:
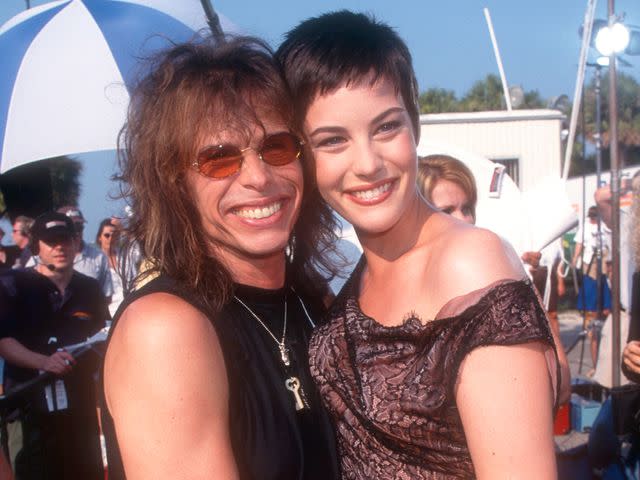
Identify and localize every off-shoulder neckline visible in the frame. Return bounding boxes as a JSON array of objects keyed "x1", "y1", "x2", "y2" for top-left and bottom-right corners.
[{"x1": 343, "y1": 258, "x2": 531, "y2": 330}]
